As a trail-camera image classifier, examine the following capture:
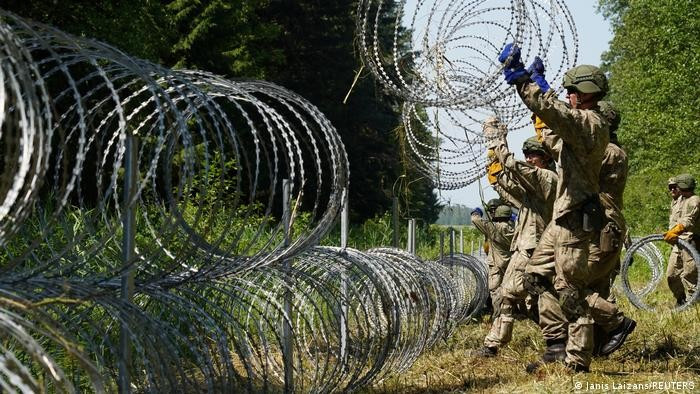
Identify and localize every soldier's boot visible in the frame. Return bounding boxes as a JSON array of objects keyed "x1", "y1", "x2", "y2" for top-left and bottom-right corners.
[
  {"x1": 525, "y1": 338, "x2": 566, "y2": 373},
  {"x1": 676, "y1": 296, "x2": 687, "y2": 307},
  {"x1": 592, "y1": 324, "x2": 608, "y2": 357},
  {"x1": 542, "y1": 338, "x2": 567, "y2": 362},
  {"x1": 473, "y1": 346, "x2": 498, "y2": 358},
  {"x1": 598, "y1": 317, "x2": 636, "y2": 357}
]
